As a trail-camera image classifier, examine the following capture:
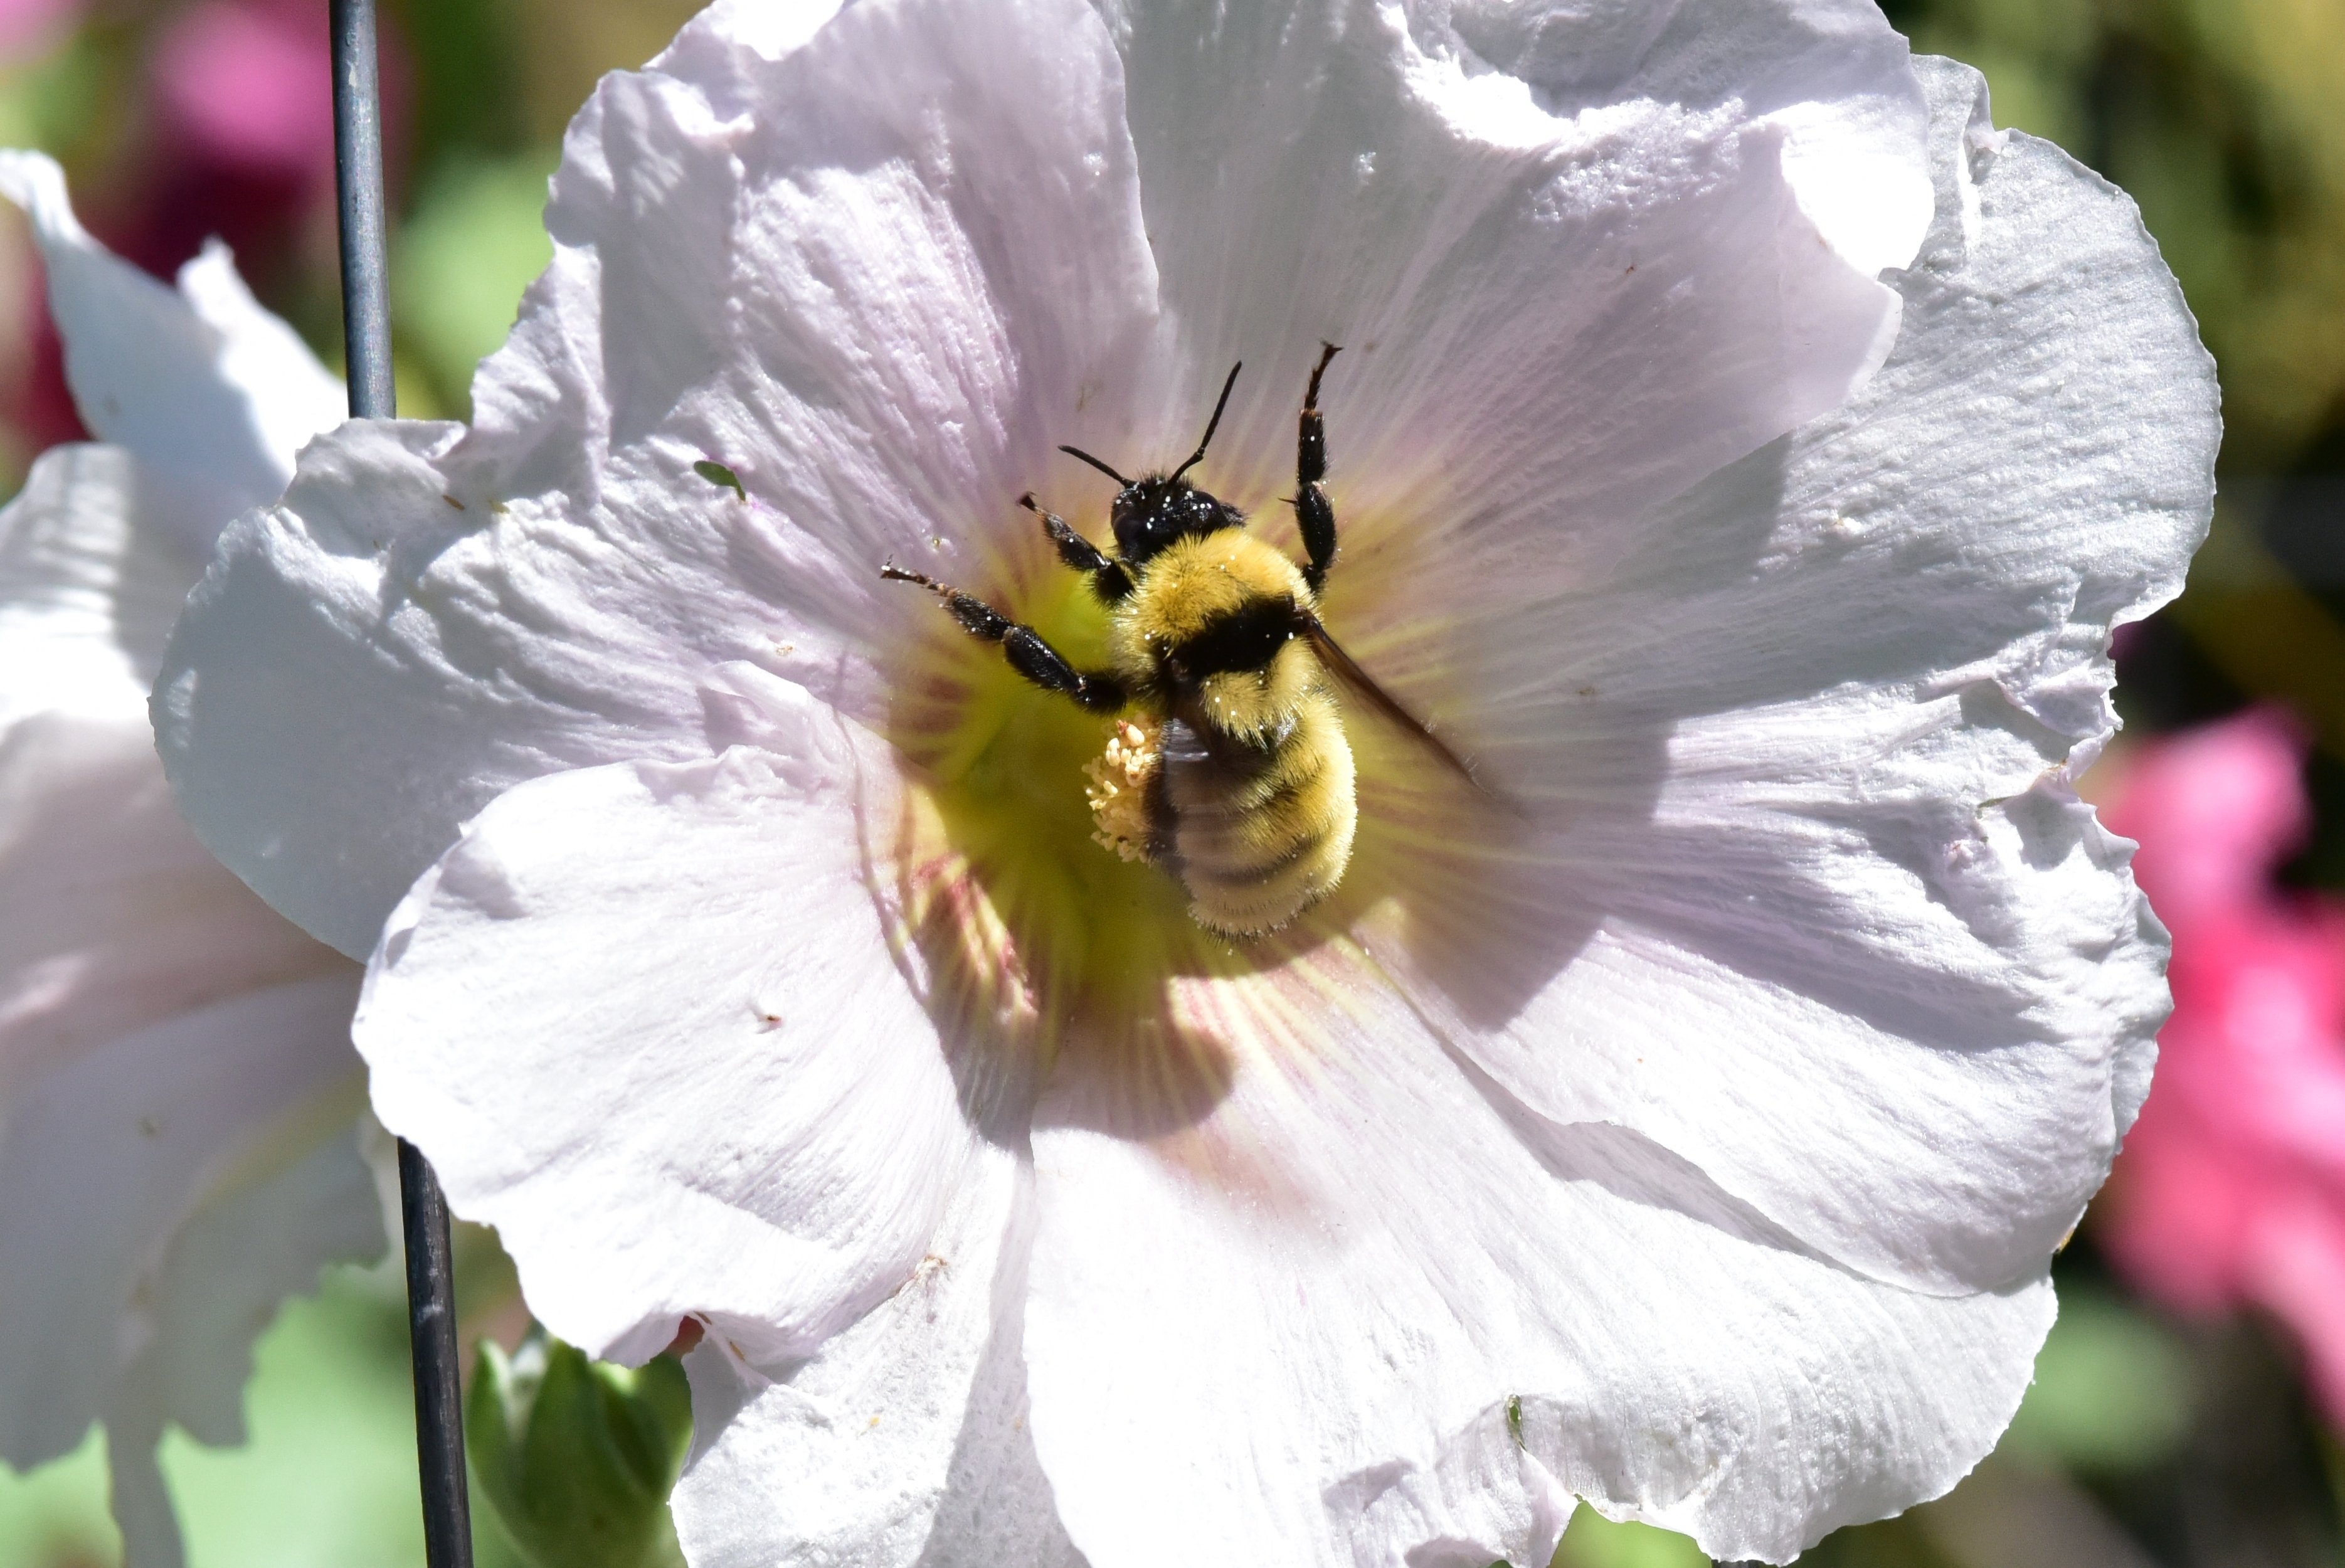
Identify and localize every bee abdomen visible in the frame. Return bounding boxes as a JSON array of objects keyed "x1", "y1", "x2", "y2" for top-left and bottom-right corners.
[{"x1": 1167, "y1": 693, "x2": 1357, "y2": 936}]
